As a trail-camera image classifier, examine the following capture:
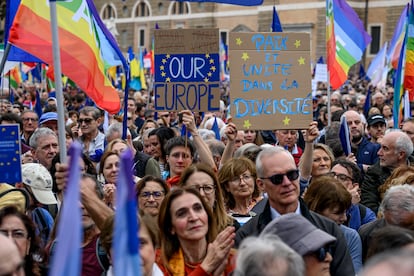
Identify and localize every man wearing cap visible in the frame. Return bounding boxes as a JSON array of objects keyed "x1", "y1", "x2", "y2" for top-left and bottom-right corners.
[
  {"x1": 261, "y1": 213, "x2": 337, "y2": 276},
  {"x1": 39, "y1": 112, "x2": 58, "y2": 135},
  {"x1": 343, "y1": 110, "x2": 380, "y2": 172},
  {"x1": 366, "y1": 114, "x2": 386, "y2": 144},
  {"x1": 17, "y1": 163, "x2": 56, "y2": 247},
  {"x1": 235, "y1": 146, "x2": 354, "y2": 276}
]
